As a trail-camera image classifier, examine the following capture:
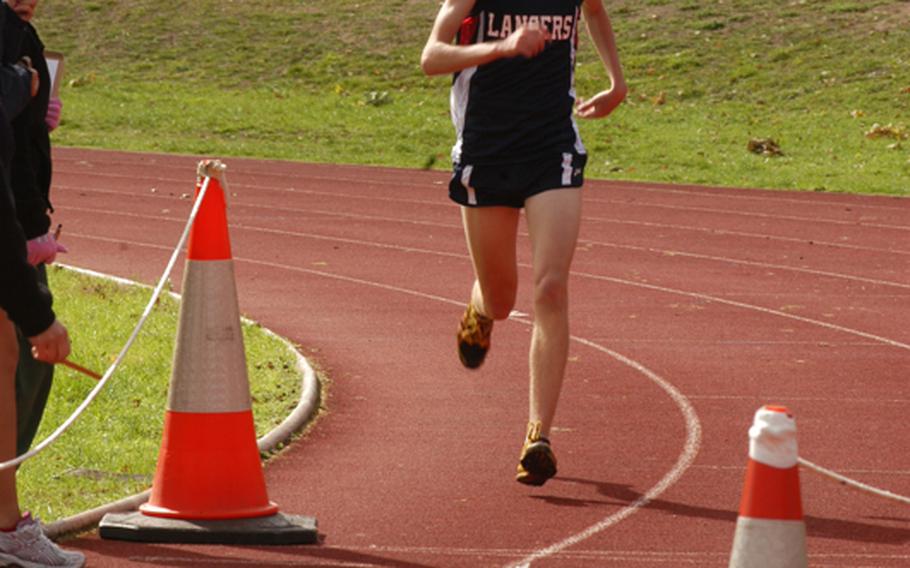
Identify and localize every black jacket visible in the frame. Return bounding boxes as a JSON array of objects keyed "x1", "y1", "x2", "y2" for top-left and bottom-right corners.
[
  {"x1": 0, "y1": 7, "x2": 55, "y2": 337},
  {"x1": 2, "y1": 4, "x2": 52, "y2": 239},
  {"x1": 1, "y1": 112, "x2": 55, "y2": 337}
]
